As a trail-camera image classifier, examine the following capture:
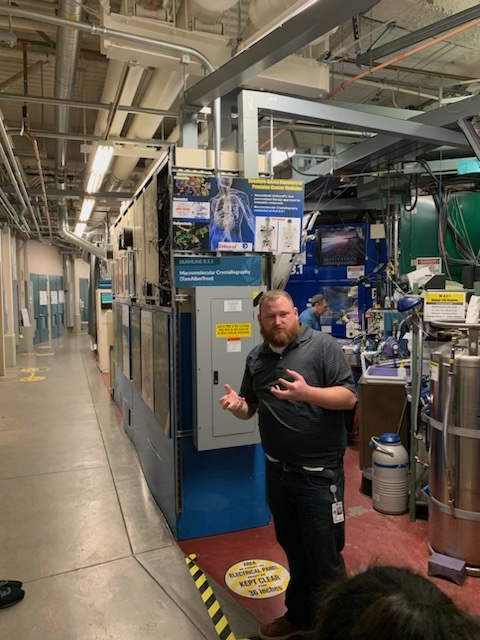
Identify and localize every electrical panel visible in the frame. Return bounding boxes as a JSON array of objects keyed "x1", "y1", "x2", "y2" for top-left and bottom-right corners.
[{"x1": 193, "y1": 286, "x2": 263, "y2": 451}]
